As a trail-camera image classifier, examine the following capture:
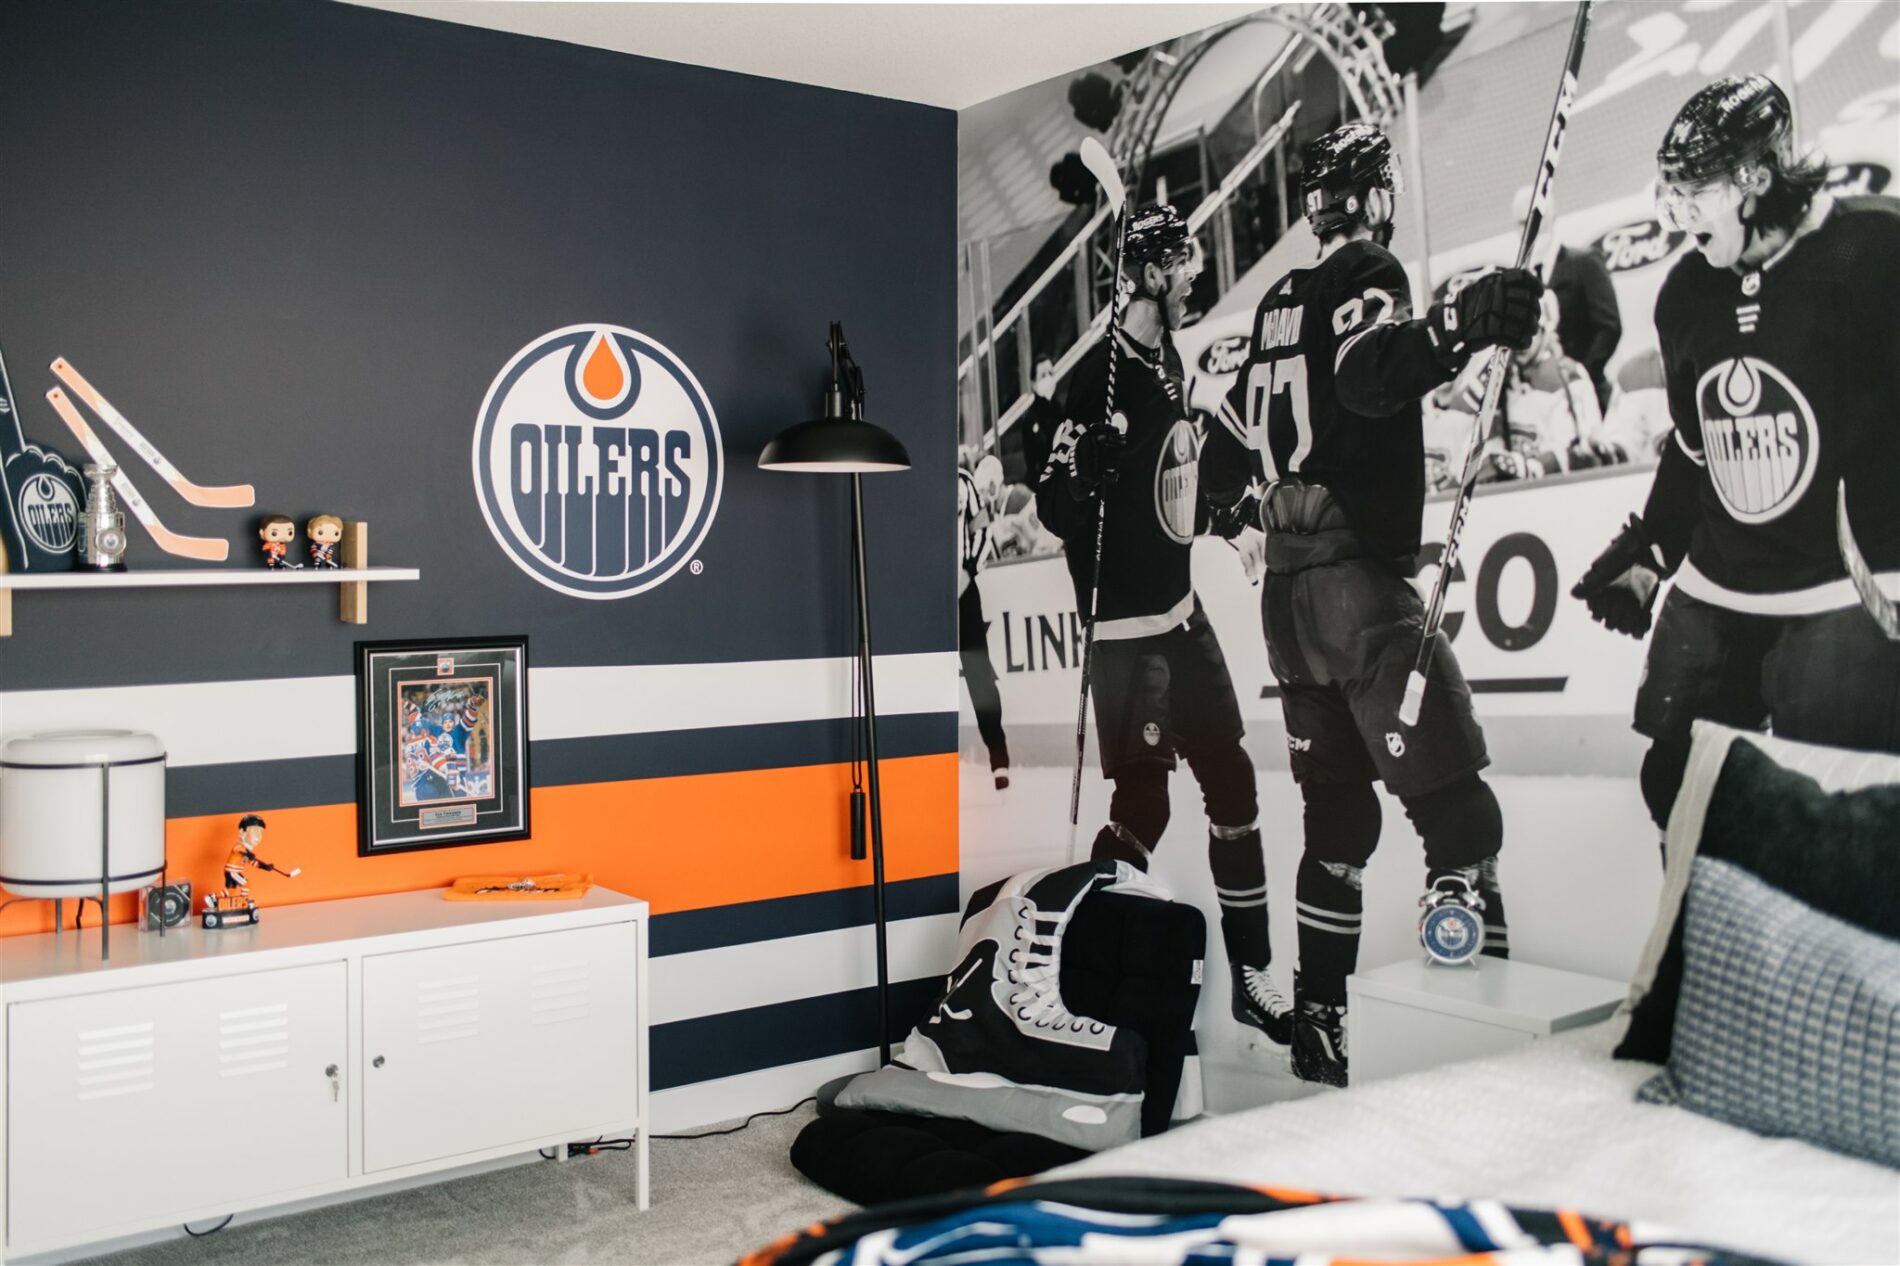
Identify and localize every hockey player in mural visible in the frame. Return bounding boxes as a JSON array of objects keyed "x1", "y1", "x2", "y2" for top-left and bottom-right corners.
[
  {"x1": 960, "y1": 459, "x2": 1011, "y2": 789},
  {"x1": 1572, "y1": 75, "x2": 1900, "y2": 831},
  {"x1": 1202, "y1": 123, "x2": 1544, "y2": 1086},
  {"x1": 1036, "y1": 204, "x2": 1293, "y2": 1052}
]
